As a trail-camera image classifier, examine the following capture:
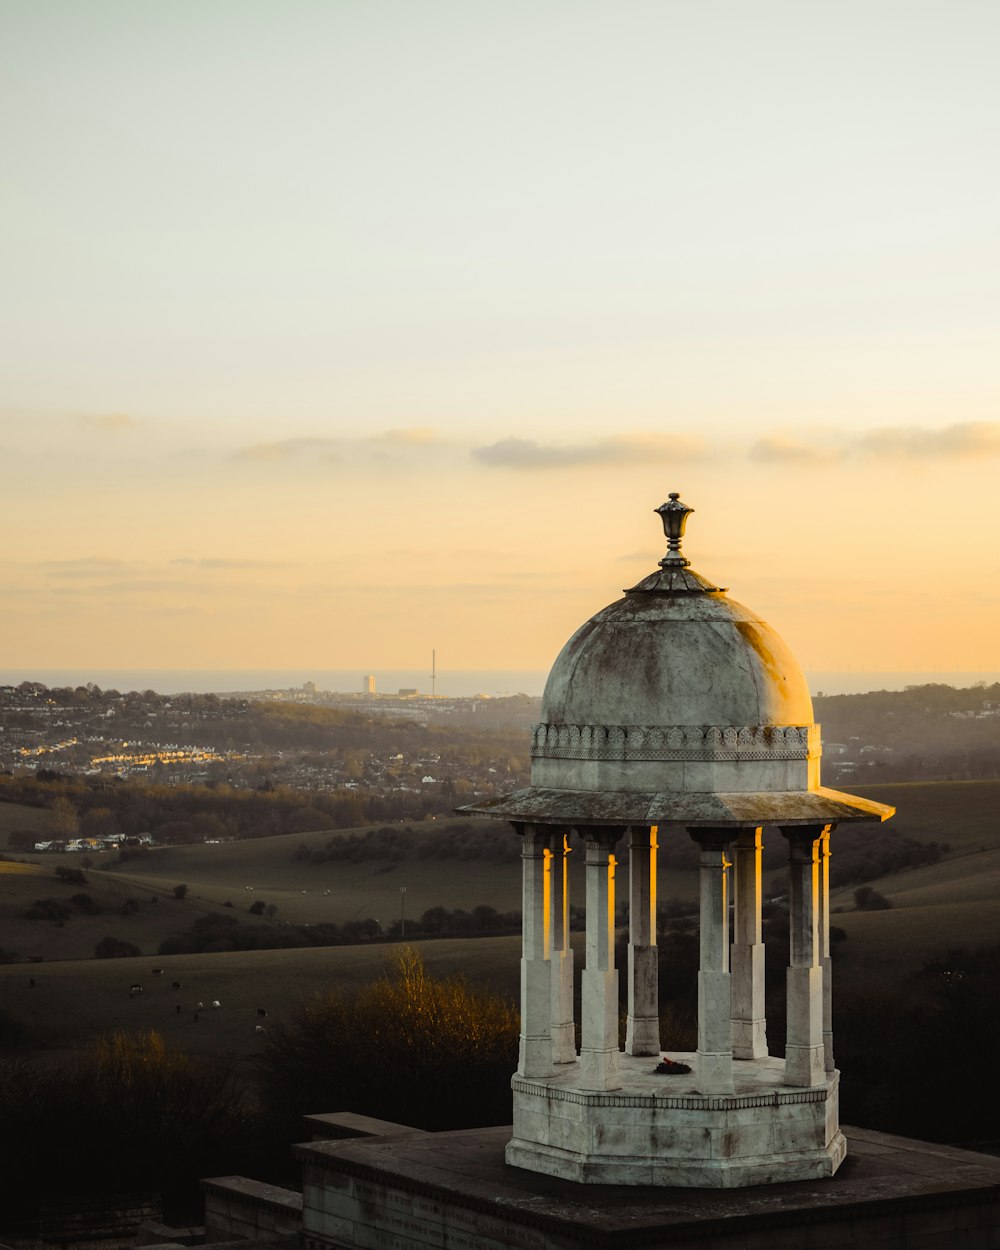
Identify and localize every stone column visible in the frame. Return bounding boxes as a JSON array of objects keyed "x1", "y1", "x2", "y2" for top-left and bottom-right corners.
[
  {"x1": 817, "y1": 825, "x2": 835, "y2": 1072},
  {"x1": 550, "y1": 830, "x2": 576, "y2": 1064},
  {"x1": 515, "y1": 823, "x2": 554, "y2": 1079},
  {"x1": 730, "y1": 827, "x2": 767, "y2": 1060},
  {"x1": 782, "y1": 826, "x2": 826, "y2": 1088},
  {"x1": 626, "y1": 824, "x2": 660, "y2": 1056},
  {"x1": 689, "y1": 828, "x2": 734, "y2": 1096},
  {"x1": 579, "y1": 827, "x2": 624, "y2": 1091}
]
